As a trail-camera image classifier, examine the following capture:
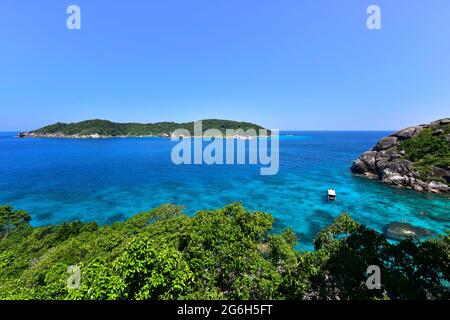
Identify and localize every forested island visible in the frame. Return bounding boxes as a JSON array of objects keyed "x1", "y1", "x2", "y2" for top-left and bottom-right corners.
[
  {"x1": 0, "y1": 203, "x2": 448, "y2": 300},
  {"x1": 18, "y1": 119, "x2": 268, "y2": 139}
]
